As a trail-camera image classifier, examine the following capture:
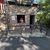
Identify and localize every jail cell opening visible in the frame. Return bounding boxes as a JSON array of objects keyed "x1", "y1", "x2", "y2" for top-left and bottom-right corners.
[
  {"x1": 17, "y1": 15, "x2": 25, "y2": 23},
  {"x1": 30, "y1": 15, "x2": 35, "y2": 25}
]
